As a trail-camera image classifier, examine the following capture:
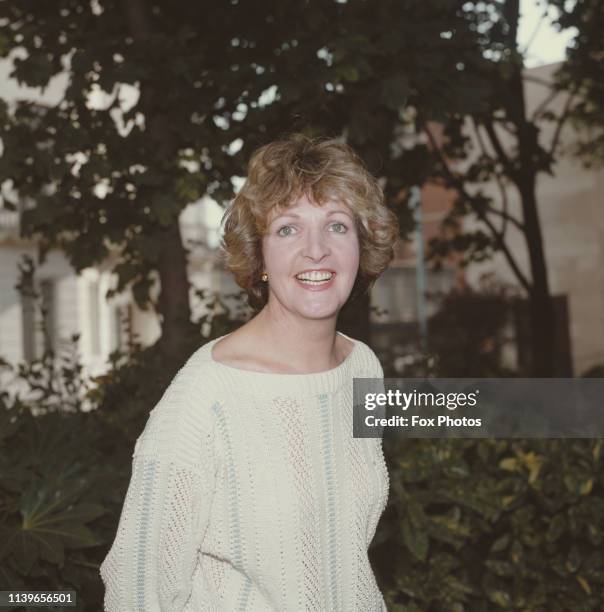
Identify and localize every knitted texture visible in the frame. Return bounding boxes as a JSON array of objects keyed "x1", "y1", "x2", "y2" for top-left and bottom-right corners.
[{"x1": 100, "y1": 331, "x2": 389, "y2": 611}]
